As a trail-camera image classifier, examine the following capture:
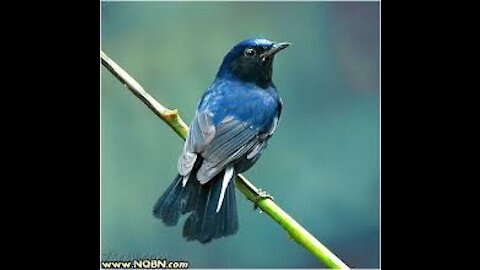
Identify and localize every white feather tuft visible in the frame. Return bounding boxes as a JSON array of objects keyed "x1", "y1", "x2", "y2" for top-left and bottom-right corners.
[
  {"x1": 216, "y1": 166, "x2": 234, "y2": 212},
  {"x1": 182, "y1": 173, "x2": 190, "y2": 187}
]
